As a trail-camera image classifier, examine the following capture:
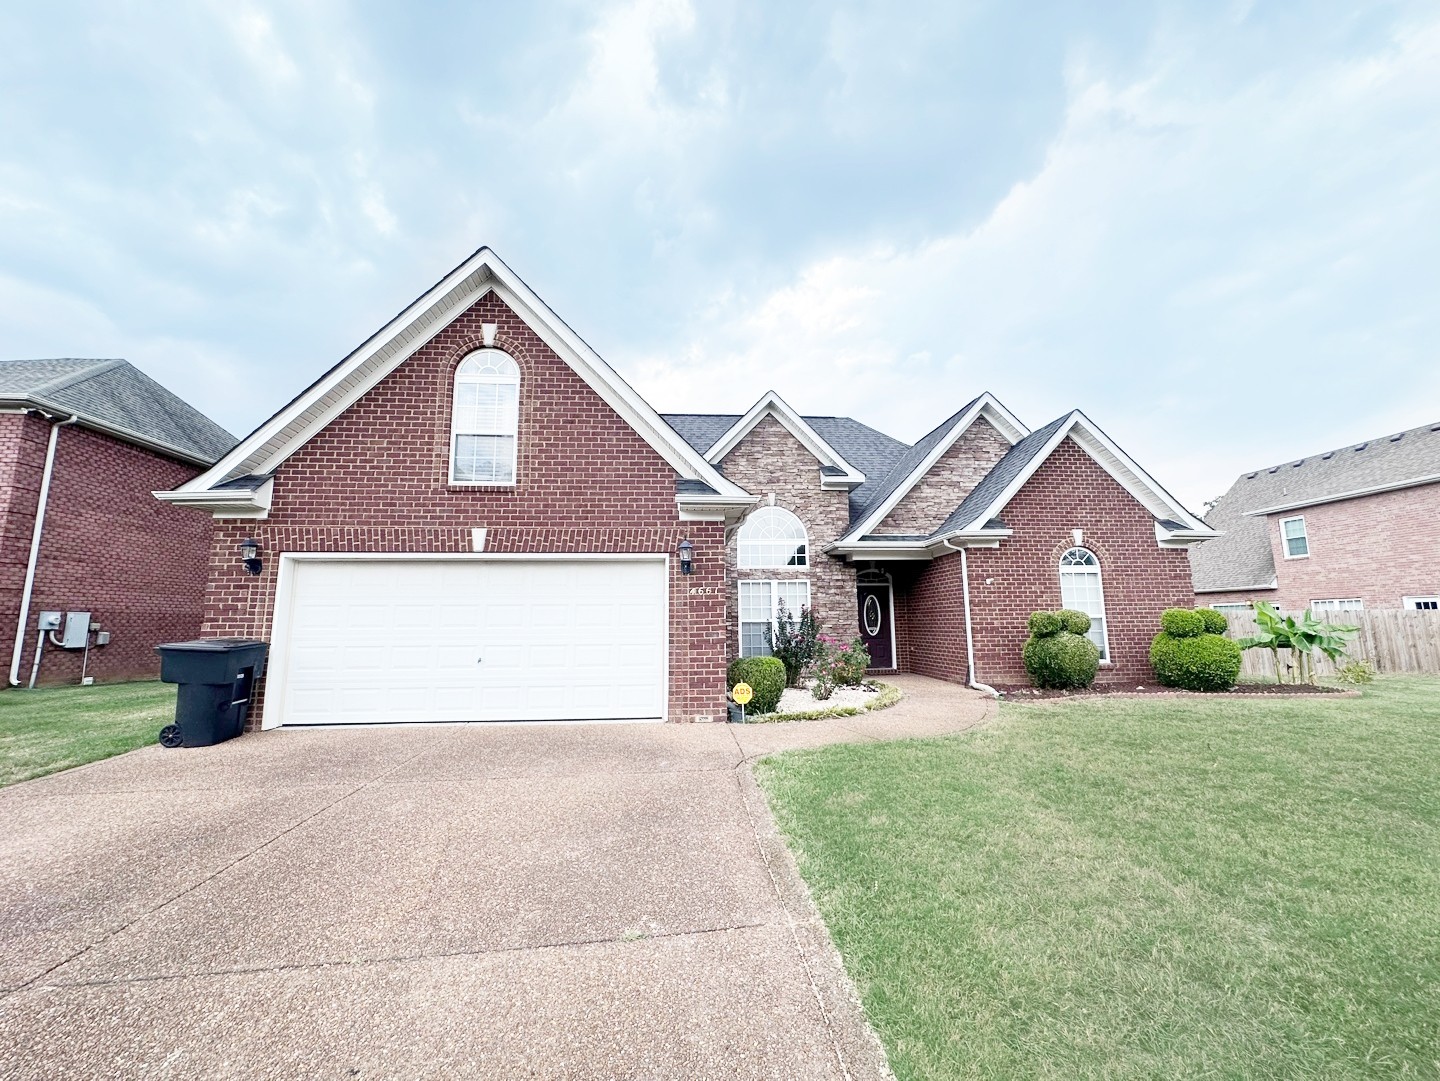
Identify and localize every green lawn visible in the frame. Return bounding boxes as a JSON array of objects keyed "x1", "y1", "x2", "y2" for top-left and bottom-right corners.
[
  {"x1": 0, "y1": 681, "x2": 175, "y2": 787},
  {"x1": 758, "y1": 678, "x2": 1440, "y2": 1079}
]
